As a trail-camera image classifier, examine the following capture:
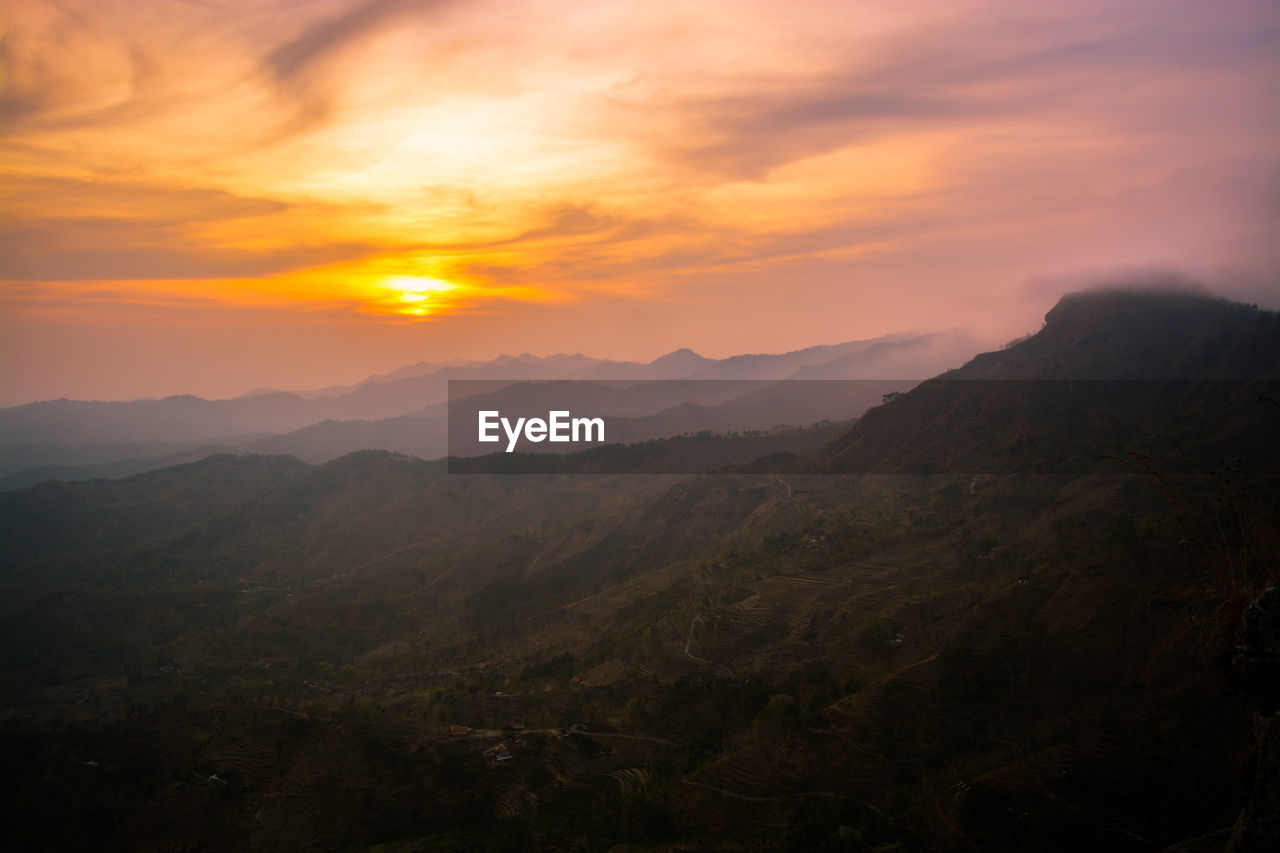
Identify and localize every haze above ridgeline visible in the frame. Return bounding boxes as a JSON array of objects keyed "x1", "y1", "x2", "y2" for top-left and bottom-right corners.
[{"x1": 0, "y1": 329, "x2": 983, "y2": 488}]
